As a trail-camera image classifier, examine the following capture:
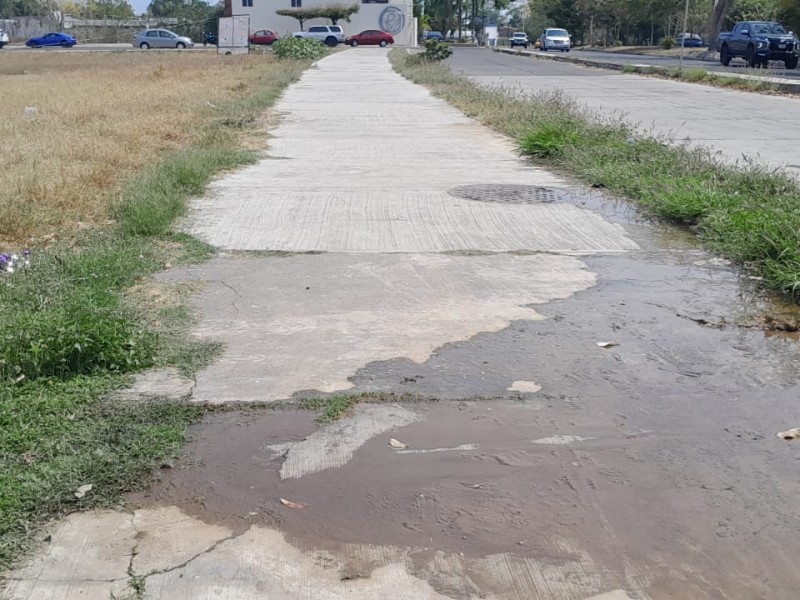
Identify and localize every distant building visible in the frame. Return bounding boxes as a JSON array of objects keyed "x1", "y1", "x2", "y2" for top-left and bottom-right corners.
[{"x1": 223, "y1": 0, "x2": 416, "y2": 46}]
